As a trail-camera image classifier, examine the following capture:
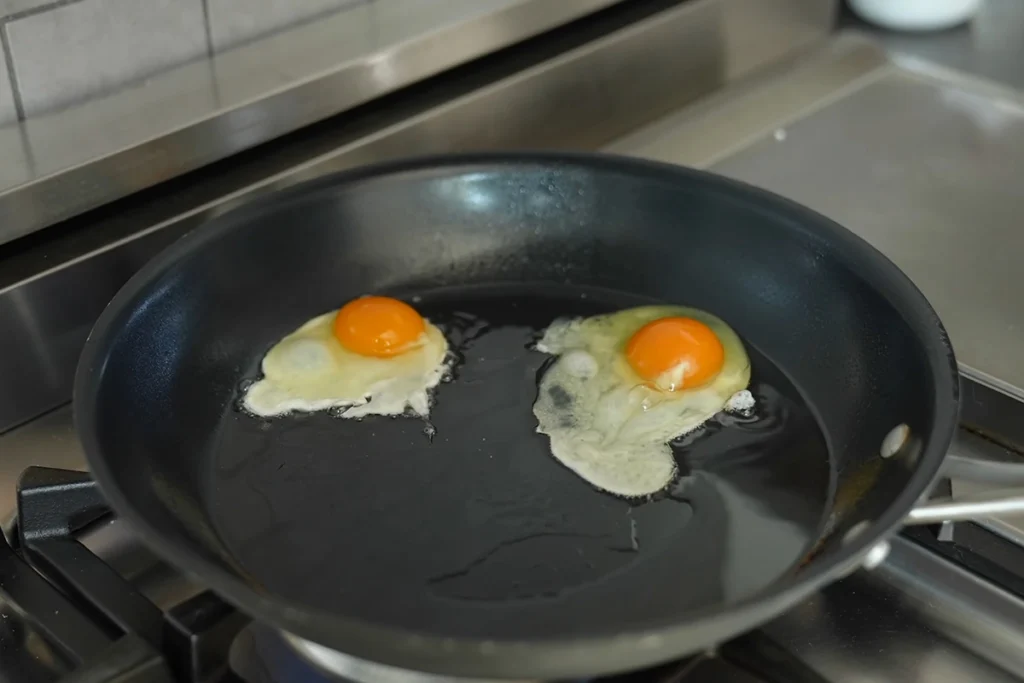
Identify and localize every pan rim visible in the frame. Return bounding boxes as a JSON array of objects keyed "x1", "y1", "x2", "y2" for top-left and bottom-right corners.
[{"x1": 74, "y1": 150, "x2": 959, "y2": 679}]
